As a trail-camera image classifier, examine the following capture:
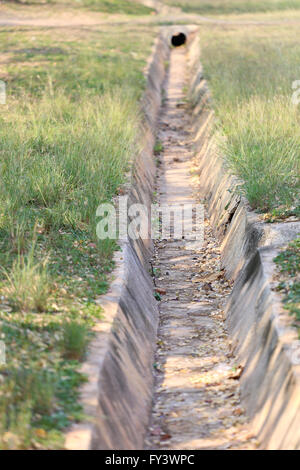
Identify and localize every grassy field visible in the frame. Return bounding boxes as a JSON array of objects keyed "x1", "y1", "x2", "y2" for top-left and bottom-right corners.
[
  {"x1": 2, "y1": 0, "x2": 154, "y2": 15},
  {"x1": 164, "y1": 0, "x2": 300, "y2": 15},
  {"x1": 198, "y1": 25, "x2": 300, "y2": 216},
  {"x1": 0, "y1": 22, "x2": 155, "y2": 449},
  {"x1": 73, "y1": 0, "x2": 154, "y2": 14}
]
